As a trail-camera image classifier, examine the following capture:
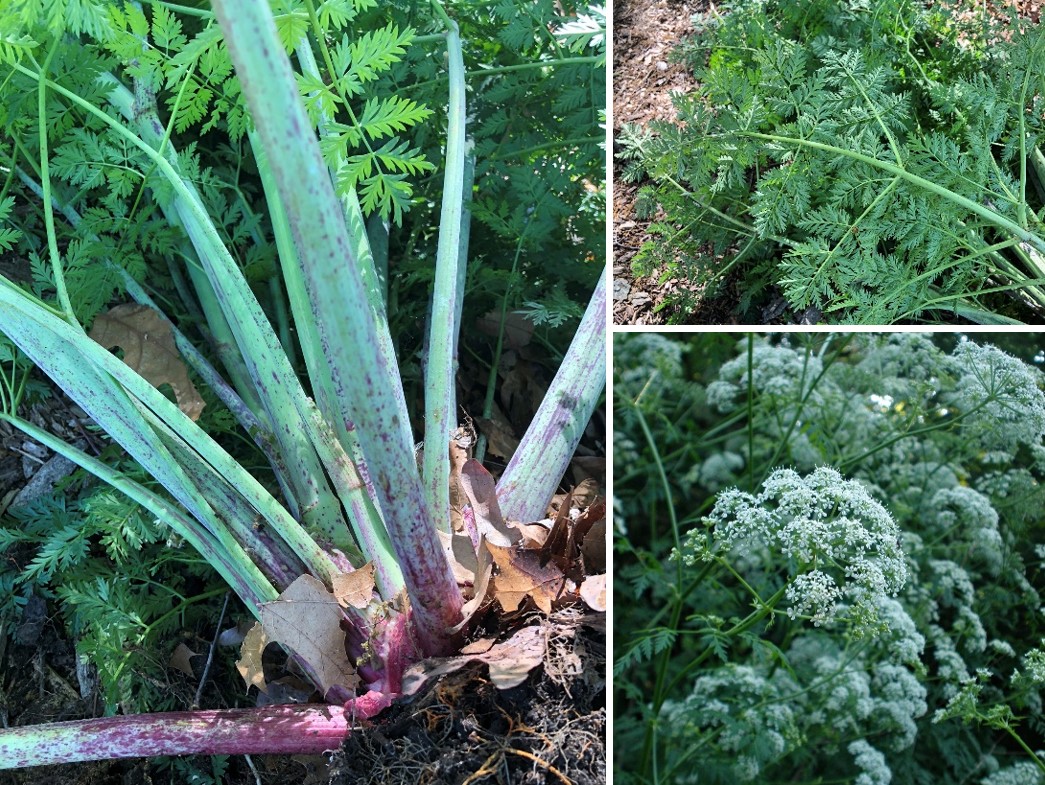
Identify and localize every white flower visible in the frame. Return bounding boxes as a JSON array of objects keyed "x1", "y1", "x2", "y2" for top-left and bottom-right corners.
[
  {"x1": 849, "y1": 739, "x2": 892, "y2": 785},
  {"x1": 786, "y1": 571, "x2": 843, "y2": 625},
  {"x1": 693, "y1": 467, "x2": 907, "y2": 632},
  {"x1": 660, "y1": 663, "x2": 798, "y2": 781}
]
